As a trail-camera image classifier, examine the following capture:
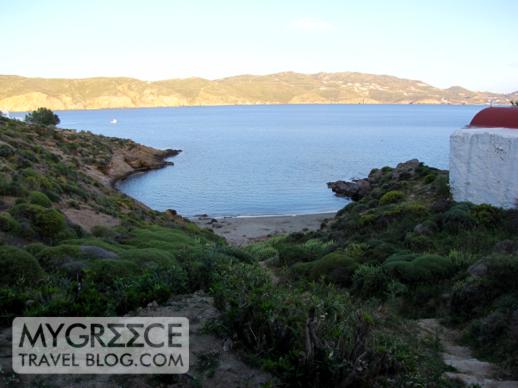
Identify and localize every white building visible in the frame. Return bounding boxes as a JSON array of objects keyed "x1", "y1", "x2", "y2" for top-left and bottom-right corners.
[{"x1": 450, "y1": 107, "x2": 518, "y2": 209}]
